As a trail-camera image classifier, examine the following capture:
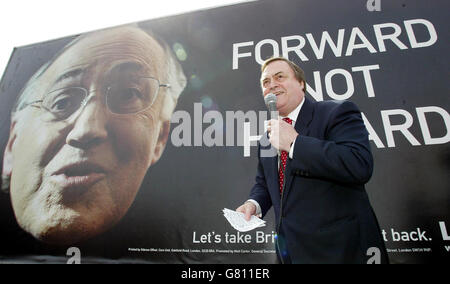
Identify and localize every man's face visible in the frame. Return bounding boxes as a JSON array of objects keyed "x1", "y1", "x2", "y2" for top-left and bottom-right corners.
[
  {"x1": 260, "y1": 60, "x2": 304, "y2": 117},
  {"x1": 6, "y1": 27, "x2": 172, "y2": 245}
]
